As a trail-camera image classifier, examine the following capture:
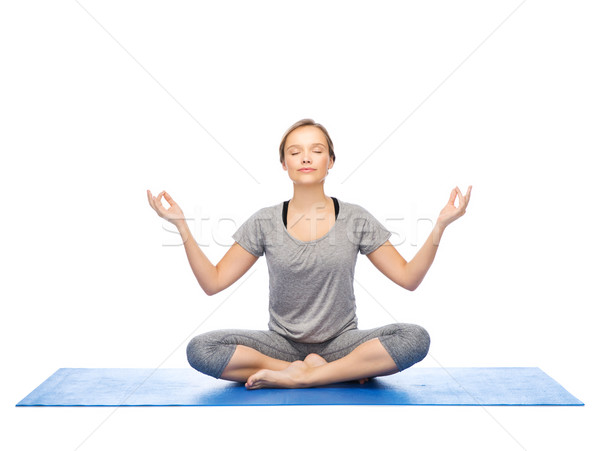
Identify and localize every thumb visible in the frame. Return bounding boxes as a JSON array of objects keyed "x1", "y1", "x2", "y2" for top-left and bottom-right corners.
[{"x1": 163, "y1": 191, "x2": 174, "y2": 205}]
